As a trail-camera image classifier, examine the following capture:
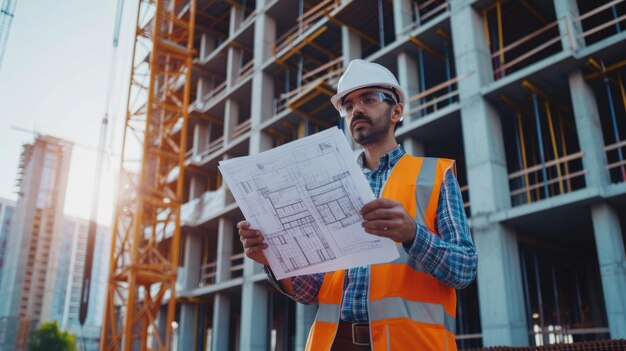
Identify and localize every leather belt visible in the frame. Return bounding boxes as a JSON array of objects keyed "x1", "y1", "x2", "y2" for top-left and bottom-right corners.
[{"x1": 337, "y1": 320, "x2": 370, "y2": 346}]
